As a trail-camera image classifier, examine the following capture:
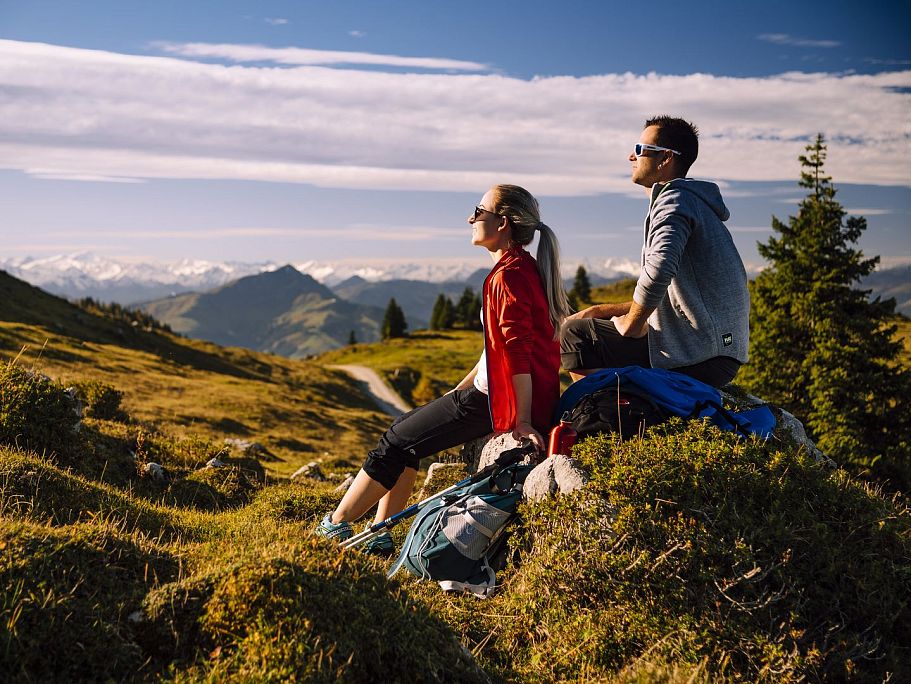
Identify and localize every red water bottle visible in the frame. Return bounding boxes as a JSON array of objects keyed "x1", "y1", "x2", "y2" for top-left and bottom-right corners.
[{"x1": 547, "y1": 412, "x2": 577, "y2": 458}]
